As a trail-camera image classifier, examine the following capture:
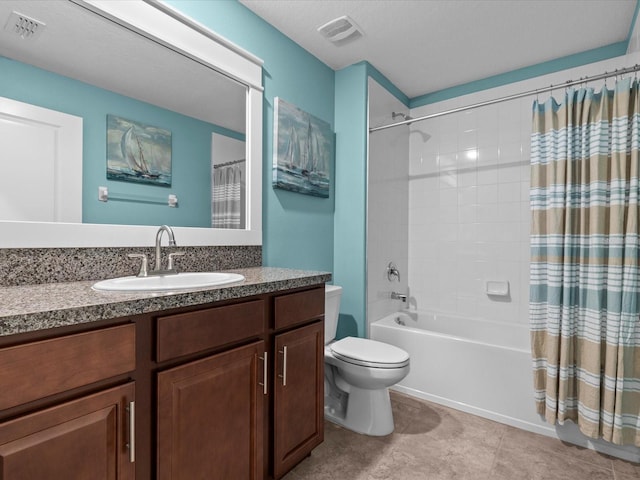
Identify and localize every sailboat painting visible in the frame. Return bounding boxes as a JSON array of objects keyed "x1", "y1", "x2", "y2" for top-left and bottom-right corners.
[
  {"x1": 106, "y1": 115, "x2": 172, "y2": 186},
  {"x1": 273, "y1": 98, "x2": 333, "y2": 198}
]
